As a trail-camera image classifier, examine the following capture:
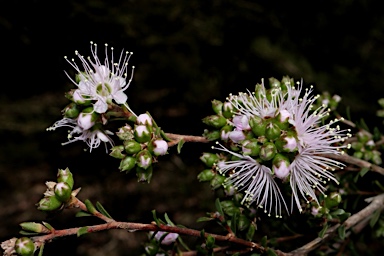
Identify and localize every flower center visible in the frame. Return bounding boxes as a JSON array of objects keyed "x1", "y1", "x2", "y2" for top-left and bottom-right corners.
[{"x1": 96, "y1": 83, "x2": 112, "y2": 97}]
